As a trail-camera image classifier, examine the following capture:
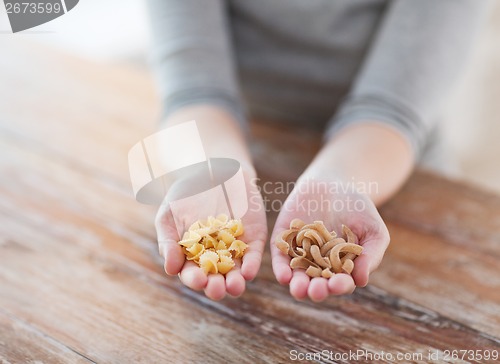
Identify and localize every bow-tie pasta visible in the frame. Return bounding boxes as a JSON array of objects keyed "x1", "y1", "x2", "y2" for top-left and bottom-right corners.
[{"x1": 178, "y1": 214, "x2": 247, "y2": 275}]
